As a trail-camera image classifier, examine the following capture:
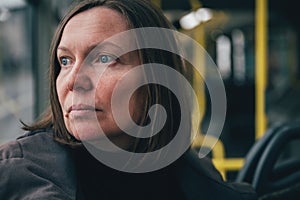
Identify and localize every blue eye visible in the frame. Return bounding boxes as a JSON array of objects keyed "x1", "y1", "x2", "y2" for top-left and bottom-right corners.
[
  {"x1": 99, "y1": 55, "x2": 115, "y2": 64},
  {"x1": 60, "y1": 57, "x2": 71, "y2": 66}
]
